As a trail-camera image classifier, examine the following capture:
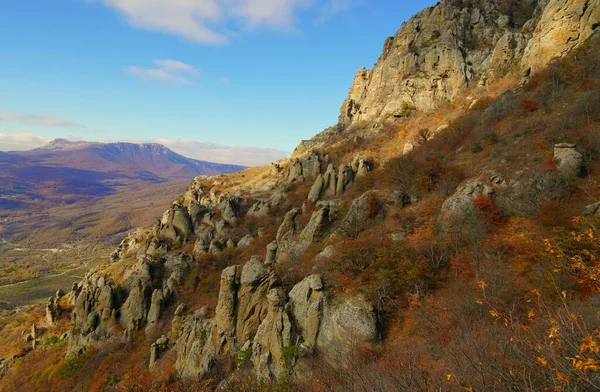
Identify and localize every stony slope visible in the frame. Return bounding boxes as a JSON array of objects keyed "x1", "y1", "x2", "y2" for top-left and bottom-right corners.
[{"x1": 1, "y1": 0, "x2": 600, "y2": 390}]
